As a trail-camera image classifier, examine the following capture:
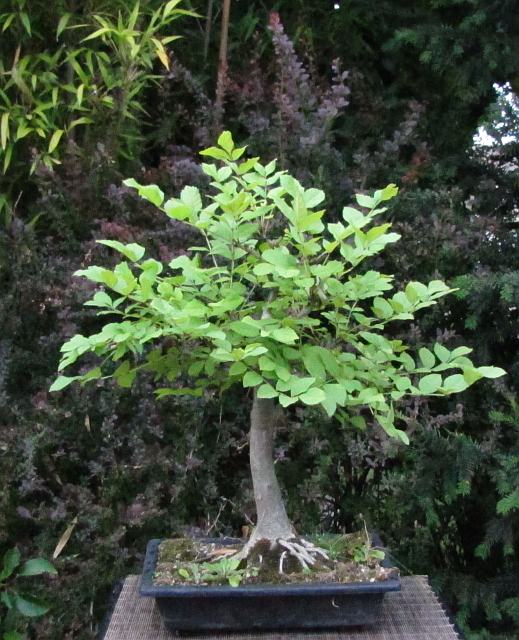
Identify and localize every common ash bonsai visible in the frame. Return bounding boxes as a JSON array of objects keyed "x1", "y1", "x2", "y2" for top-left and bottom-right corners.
[{"x1": 52, "y1": 132, "x2": 505, "y2": 578}]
